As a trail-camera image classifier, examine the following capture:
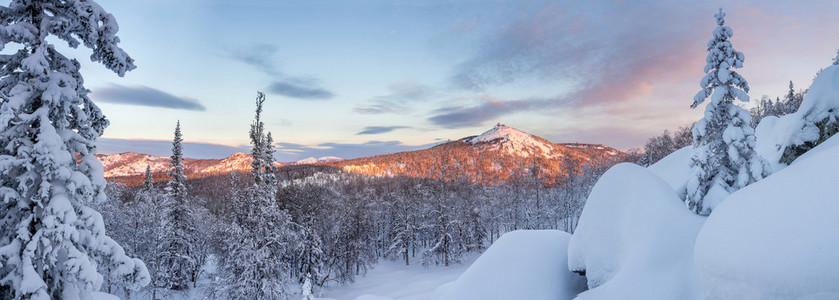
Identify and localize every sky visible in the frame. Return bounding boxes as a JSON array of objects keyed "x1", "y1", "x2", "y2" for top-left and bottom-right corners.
[{"x1": 52, "y1": 0, "x2": 839, "y2": 160}]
